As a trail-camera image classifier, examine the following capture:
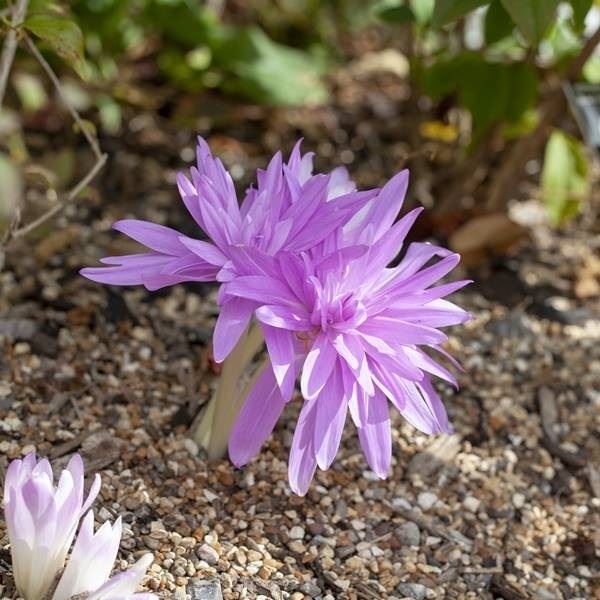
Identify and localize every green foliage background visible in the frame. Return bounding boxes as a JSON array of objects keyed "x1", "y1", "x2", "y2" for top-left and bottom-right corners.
[{"x1": 2, "y1": 0, "x2": 599, "y2": 225}]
